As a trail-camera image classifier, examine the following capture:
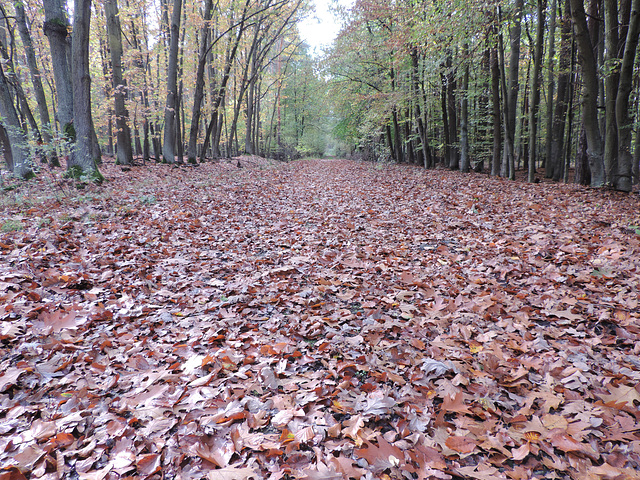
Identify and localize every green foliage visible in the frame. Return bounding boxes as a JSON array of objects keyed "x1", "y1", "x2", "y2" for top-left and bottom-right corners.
[
  {"x1": 139, "y1": 195, "x2": 157, "y2": 206},
  {"x1": 1, "y1": 219, "x2": 23, "y2": 232}
]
